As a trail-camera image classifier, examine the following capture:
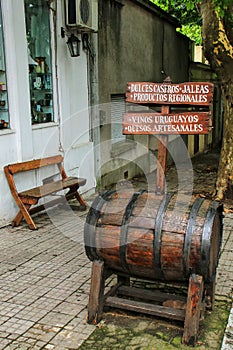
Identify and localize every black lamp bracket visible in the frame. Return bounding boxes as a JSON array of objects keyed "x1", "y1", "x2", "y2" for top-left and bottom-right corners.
[
  {"x1": 61, "y1": 26, "x2": 82, "y2": 38},
  {"x1": 61, "y1": 26, "x2": 76, "y2": 39},
  {"x1": 61, "y1": 26, "x2": 66, "y2": 38},
  {"x1": 81, "y1": 33, "x2": 94, "y2": 60}
]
